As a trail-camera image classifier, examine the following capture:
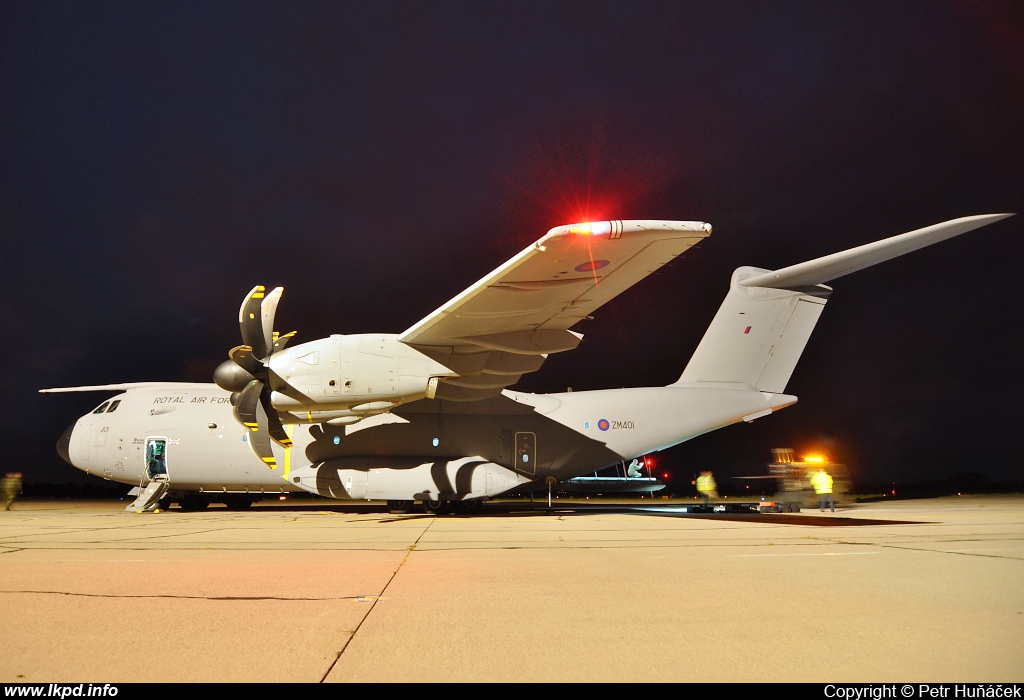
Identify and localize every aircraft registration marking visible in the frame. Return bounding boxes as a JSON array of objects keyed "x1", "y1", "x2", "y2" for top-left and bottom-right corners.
[{"x1": 597, "y1": 419, "x2": 634, "y2": 430}]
